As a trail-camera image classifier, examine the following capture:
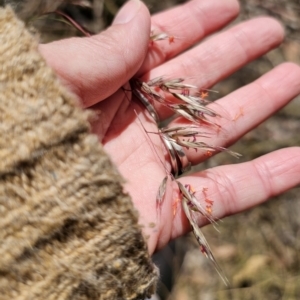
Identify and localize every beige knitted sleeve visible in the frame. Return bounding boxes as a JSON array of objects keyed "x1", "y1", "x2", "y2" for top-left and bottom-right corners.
[{"x1": 0, "y1": 7, "x2": 158, "y2": 300}]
